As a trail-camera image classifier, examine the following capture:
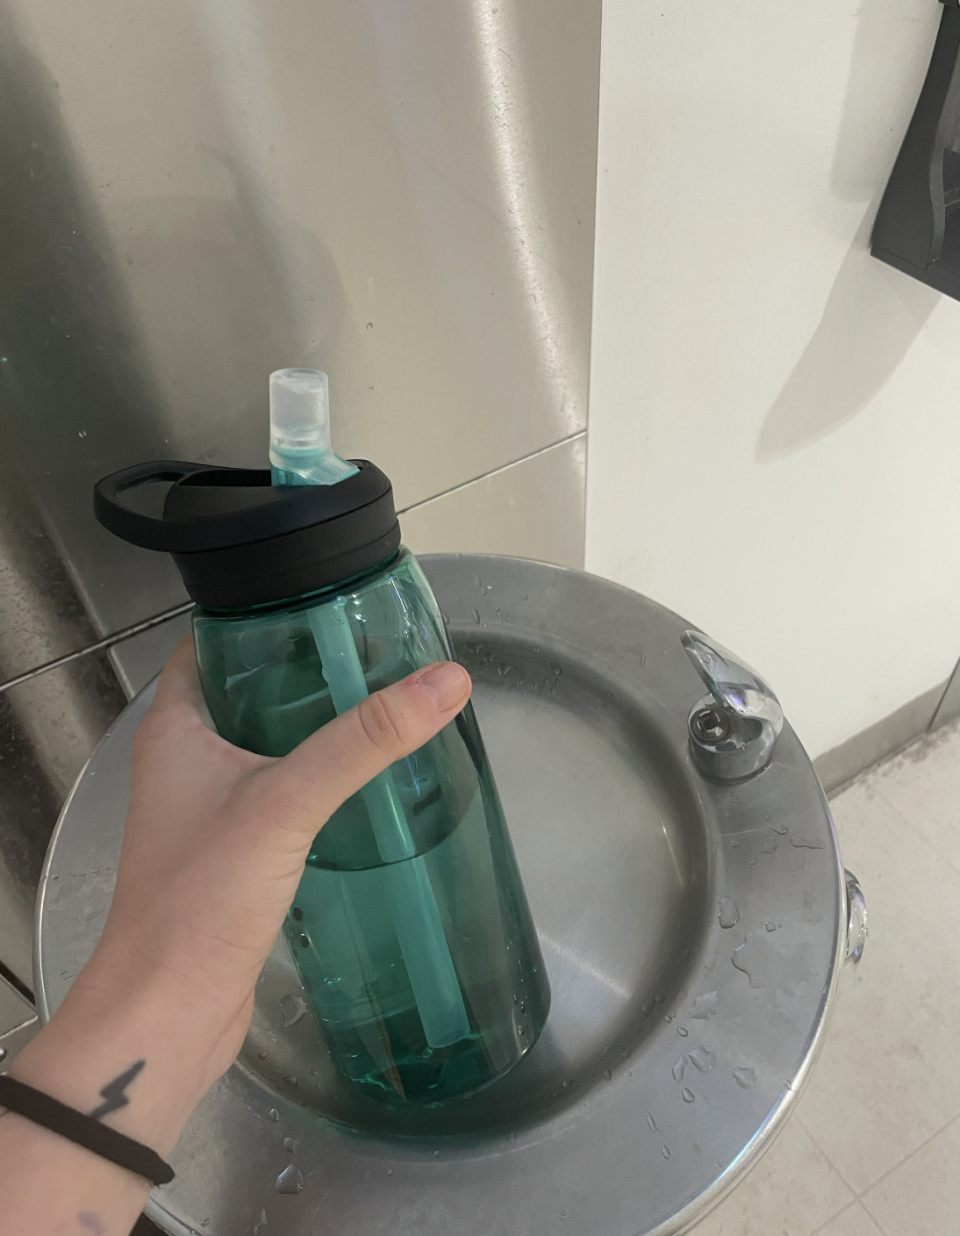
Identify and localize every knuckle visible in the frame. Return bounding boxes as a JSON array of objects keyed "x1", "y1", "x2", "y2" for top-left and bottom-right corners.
[{"x1": 357, "y1": 690, "x2": 406, "y2": 754}]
